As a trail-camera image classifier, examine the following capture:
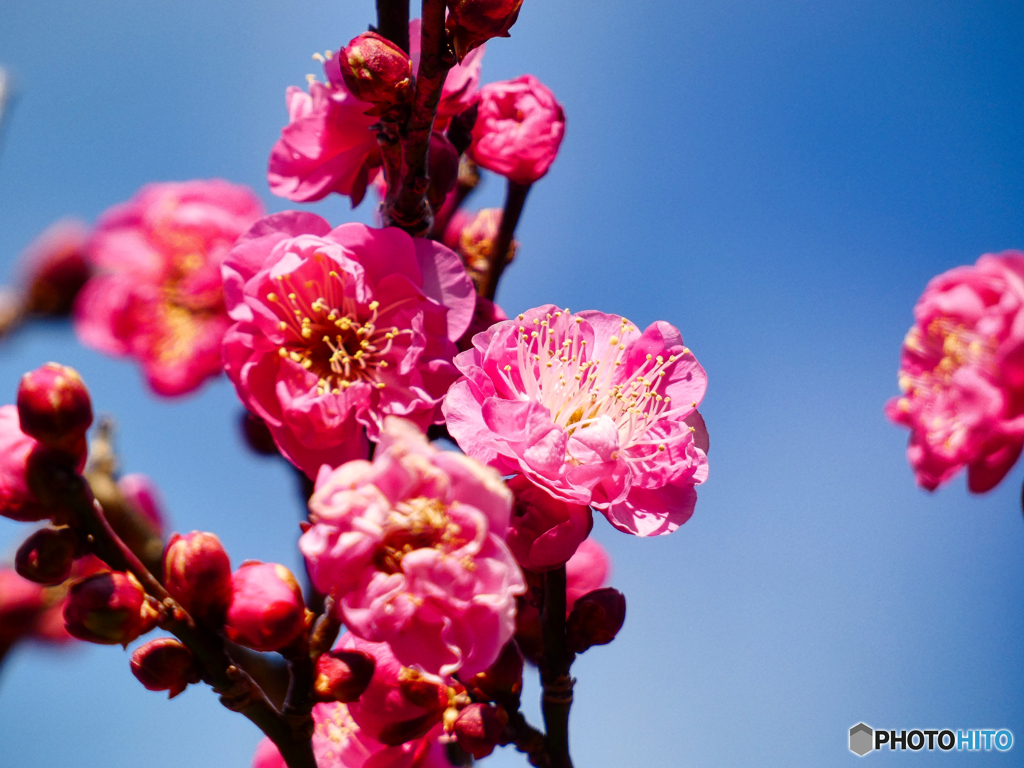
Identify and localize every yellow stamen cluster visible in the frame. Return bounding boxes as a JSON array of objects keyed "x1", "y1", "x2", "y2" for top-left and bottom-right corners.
[{"x1": 373, "y1": 496, "x2": 462, "y2": 575}]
